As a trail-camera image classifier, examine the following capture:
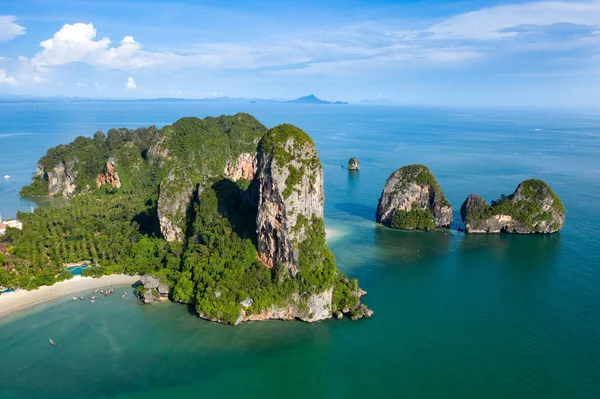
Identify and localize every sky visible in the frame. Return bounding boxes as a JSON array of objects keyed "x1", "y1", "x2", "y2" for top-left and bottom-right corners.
[{"x1": 1, "y1": 0, "x2": 600, "y2": 106}]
